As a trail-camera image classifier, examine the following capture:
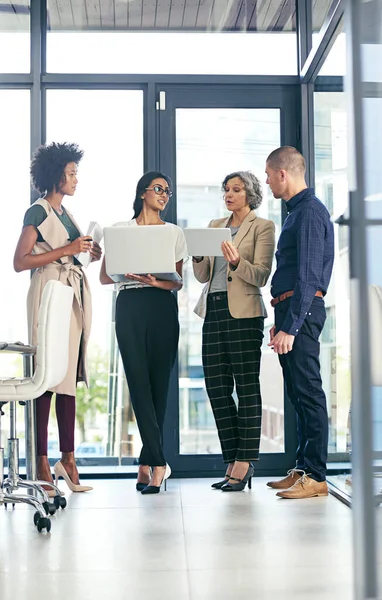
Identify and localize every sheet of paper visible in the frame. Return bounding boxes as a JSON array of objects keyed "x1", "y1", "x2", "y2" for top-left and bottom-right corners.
[{"x1": 75, "y1": 221, "x2": 103, "y2": 268}]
